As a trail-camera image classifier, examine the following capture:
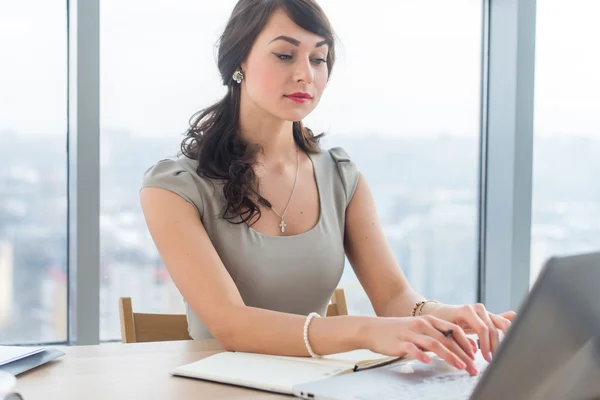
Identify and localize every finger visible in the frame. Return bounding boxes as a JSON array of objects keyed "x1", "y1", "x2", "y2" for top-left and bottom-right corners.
[
  {"x1": 425, "y1": 317, "x2": 476, "y2": 361},
  {"x1": 424, "y1": 325, "x2": 478, "y2": 376},
  {"x1": 468, "y1": 337, "x2": 478, "y2": 353},
  {"x1": 489, "y1": 312, "x2": 512, "y2": 335},
  {"x1": 457, "y1": 321, "x2": 477, "y2": 335},
  {"x1": 462, "y1": 327, "x2": 477, "y2": 335},
  {"x1": 500, "y1": 311, "x2": 517, "y2": 321},
  {"x1": 410, "y1": 333, "x2": 467, "y2": 372},
  {"x1": 401, "y1": 342, "x2": 431, "y2": 364},
  {"x1": 475, "y1": 307, "x2": 500, "y2": 358},
  {"x1": 463, "y1": 307, "x2": 492, "y2": 362}
]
